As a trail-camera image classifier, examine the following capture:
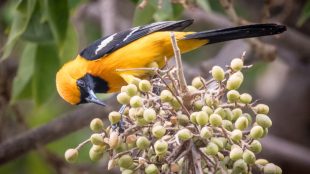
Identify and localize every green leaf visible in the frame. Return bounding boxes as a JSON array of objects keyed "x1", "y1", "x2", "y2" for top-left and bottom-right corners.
[
  {"x1": 172, "y1": 3, "x2": 185, "y2": 20},
  {"x1": 68, "y1": 0, "x2": 88, "y2": 10},
  {"x1": 10, "y1": 42, "x2": 37, "y2": 104},
  {"x1": 197, "y1": 0, "x2": 211, "y2": 12},
  {"x1": 1, "y1": 0, "x2": 37, "y2": 62},
  {"x1": 133, "y1": 0, "x2": 157, "y2": 26},
  {"x1": 297, "y1": 0, "x2": 310, "y2": 27},
  {"x1": 43, "y1": 0, "x2": 69, "y2": 50},
  {"x1": 33, "y1": 44, "x2": 60, "y2": 107},
  {"x1": 20, "y1": 5, "x2": 54, "y2": 44},
  {"x1": 60, "y1": 22, "x2": 78, "y2": 66},
  {"x1": 152, "y1": 0, "x2": 174, "y2": 21}
]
